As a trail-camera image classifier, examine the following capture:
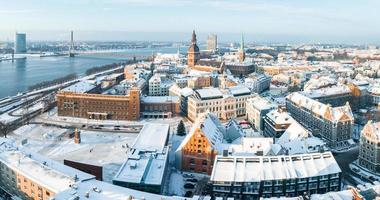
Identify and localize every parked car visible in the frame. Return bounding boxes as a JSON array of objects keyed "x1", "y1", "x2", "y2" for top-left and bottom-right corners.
[
  {"x1": 184, "y1": 183, "x2": 195, "y2": 189},
  {"x1": 186, "y1": 178, "x2": 198, "y2": 183}
]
